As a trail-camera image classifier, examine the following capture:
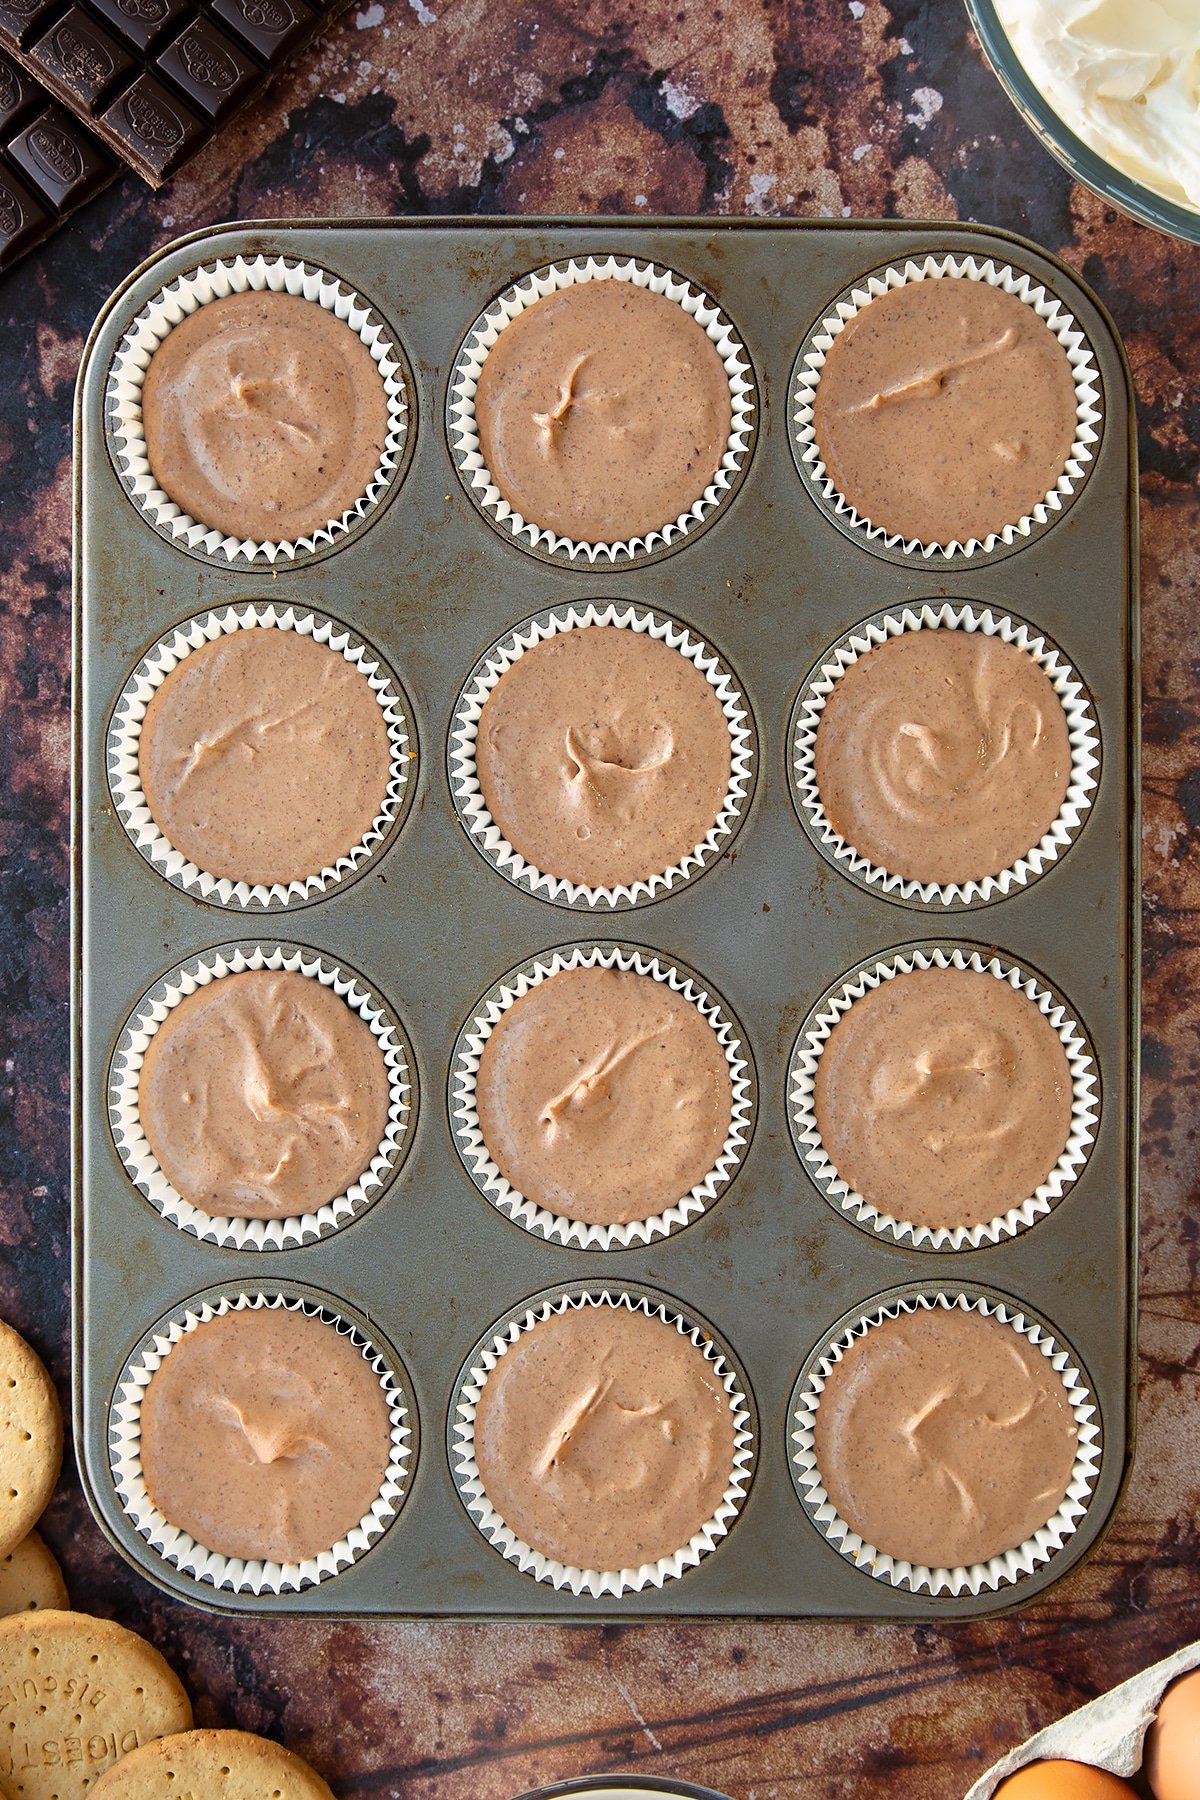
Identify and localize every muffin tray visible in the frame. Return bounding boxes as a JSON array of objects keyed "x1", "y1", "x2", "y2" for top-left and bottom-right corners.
[{"x1": 71, "y1": 217, "x2": 1139, "y2": 1619}]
